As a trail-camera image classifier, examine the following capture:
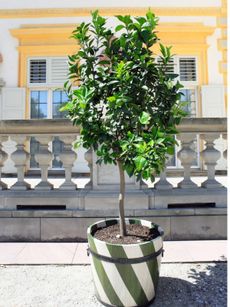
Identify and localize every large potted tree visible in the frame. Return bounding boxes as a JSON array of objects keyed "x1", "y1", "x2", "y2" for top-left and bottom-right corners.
[{"x1": 62, "y1": 10, "x2": 185, "y2": 307}]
